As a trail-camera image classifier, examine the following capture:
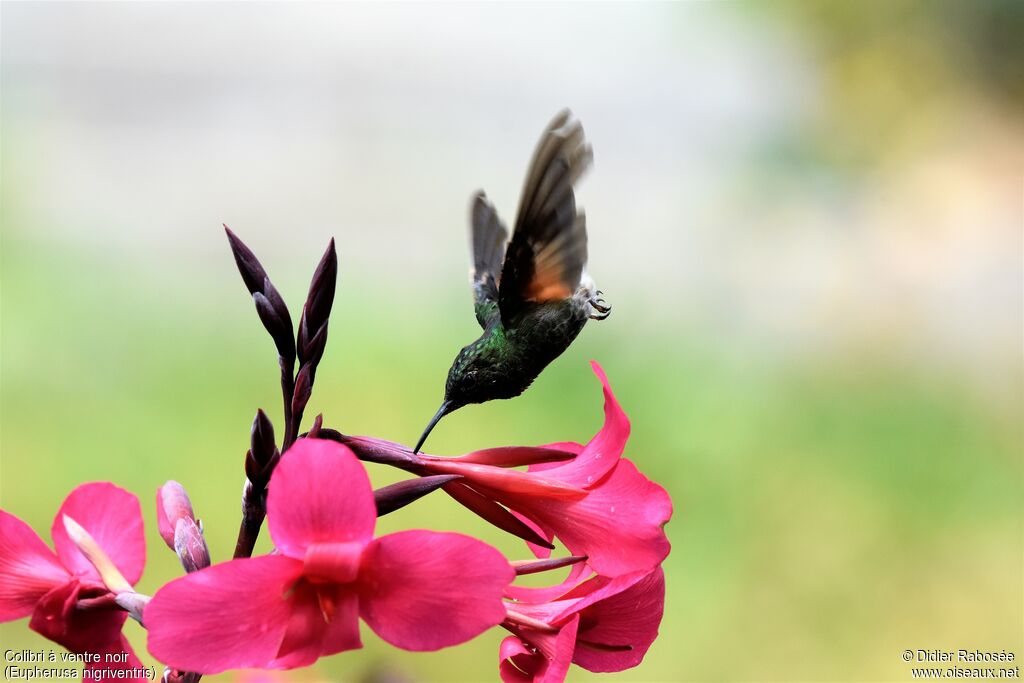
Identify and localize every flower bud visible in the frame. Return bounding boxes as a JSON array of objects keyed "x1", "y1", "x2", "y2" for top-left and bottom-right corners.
[
  {"x1": 173, "y1": 517, "x2": 211, "y2": 573},
  {"x1": 156, "y1": 481, "x2": 195, "y2": 550},
  {"x1": 374, "y1": 474, "x2": 462, "y2": 516},
  {"x1": 291, "y1": 364, "x2": 313, "y2": 418},
  {"x1": 224, "y1": 226, "x2": 296, "y2": 368},
  {"x1": 297, "y1": 238, "x2": 337, "y2": 370},
  {"x1": 162, "y1": 668, "x2": 201, "y2": 683}
]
